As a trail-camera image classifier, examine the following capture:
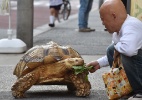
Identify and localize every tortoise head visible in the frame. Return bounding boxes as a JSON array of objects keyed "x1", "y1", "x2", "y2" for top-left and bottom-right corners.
[{"x1": 64, "y1": 58, "x2": 84, "y2": 66}]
